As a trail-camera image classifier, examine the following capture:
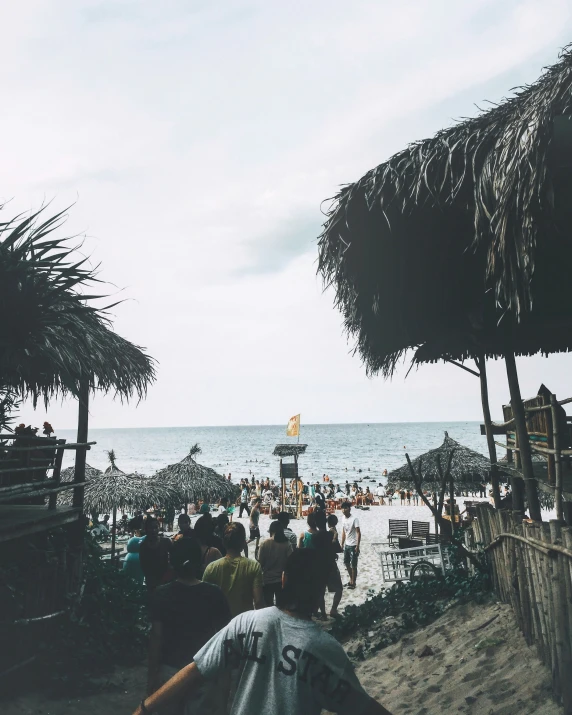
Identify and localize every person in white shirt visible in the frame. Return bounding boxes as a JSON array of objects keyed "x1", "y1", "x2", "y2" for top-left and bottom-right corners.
[
  {"x1": 340, "y1": 502, "x2": 361, "y2": 589},
  {"x1": 218, "y1": 497, "x2": 229, "y2": 515},
  {"x1": 375, "y1": 483, "x2": 386, "y2": 505},
  {"x1": 132, "y1": 550, "x2": 392, "y2": 715}
]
